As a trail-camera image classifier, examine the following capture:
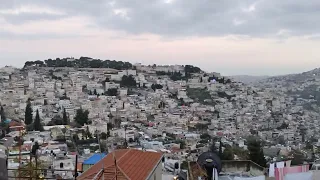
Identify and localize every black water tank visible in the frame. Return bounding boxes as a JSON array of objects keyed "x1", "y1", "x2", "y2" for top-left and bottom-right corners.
[{"x1": 197, "y1": 152, "x2": 222, "y2": 179}]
